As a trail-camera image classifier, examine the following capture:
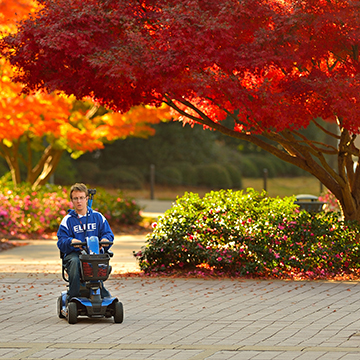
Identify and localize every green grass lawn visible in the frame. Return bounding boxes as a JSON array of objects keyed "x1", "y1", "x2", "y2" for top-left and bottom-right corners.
[
  {"x1": 242, "y1": 176, "x2": 324, "y2": 198},
  {"x1": 122, "y1": 176, "x2": 324, "y2": 200}
]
